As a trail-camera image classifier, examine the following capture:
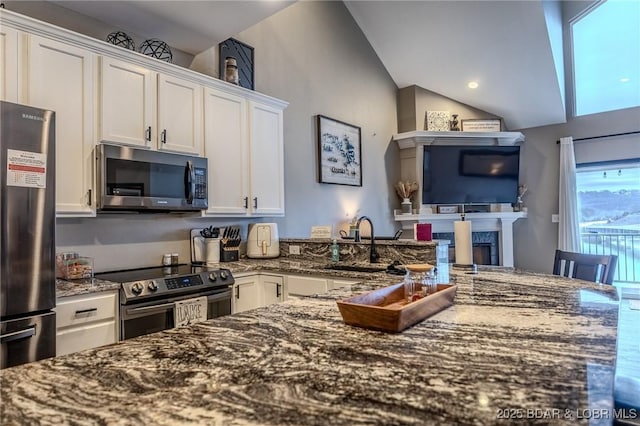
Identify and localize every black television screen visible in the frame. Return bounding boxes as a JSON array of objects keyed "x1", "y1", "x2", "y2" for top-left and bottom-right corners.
[{"x1": 422, "y1": 145, "x2": 520, "y2": 204}]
